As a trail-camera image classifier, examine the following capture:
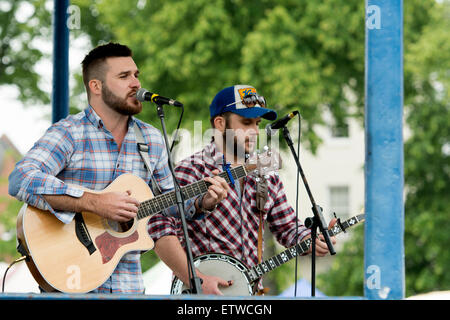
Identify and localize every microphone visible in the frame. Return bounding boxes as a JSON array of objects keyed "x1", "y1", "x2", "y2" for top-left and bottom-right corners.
[
  {"x1": 265, "y1": 111, "x2": 299, "y2": 136},
  {"x1": 136, "y1": 88, "x2": 183, "y2": 107}
]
